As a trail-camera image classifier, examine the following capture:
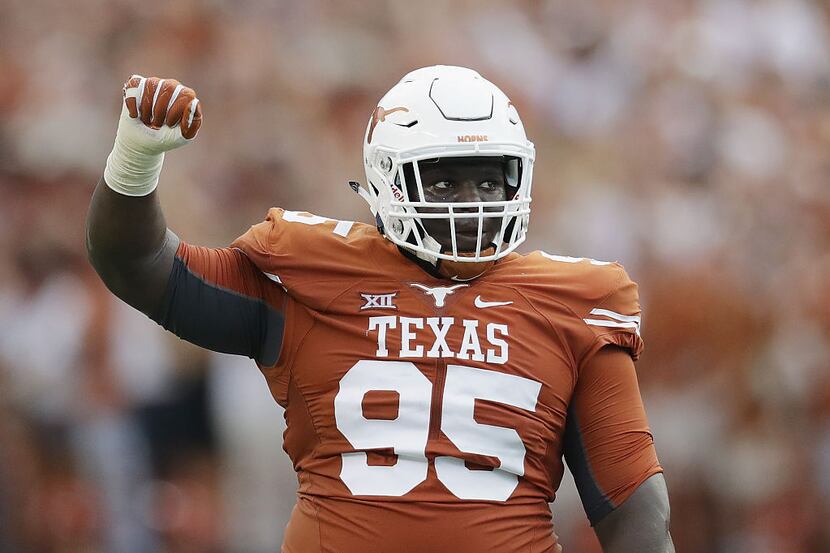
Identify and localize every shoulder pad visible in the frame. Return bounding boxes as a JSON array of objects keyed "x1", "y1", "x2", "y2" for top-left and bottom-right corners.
[{"x1": 231, "y1": 208, "x2": 381, "y2": 309}]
